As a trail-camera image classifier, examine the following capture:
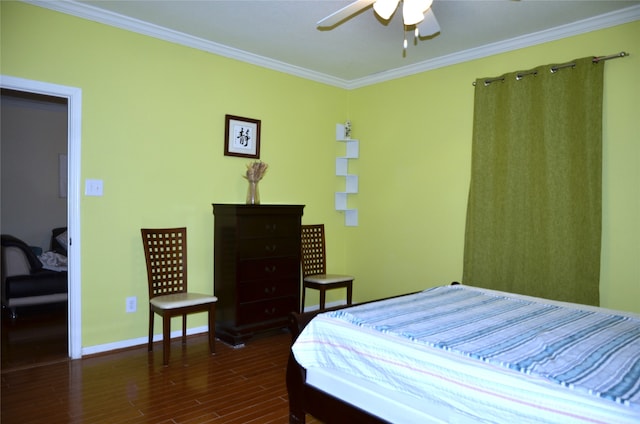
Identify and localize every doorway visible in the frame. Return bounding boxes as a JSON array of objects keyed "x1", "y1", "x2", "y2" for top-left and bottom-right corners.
[
  {"x1": 1, "y1": 89, "x2": 67, "y2": 369},
  {"x1": 0, "y1": 75, "x2": 82, "y2": 362}
]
